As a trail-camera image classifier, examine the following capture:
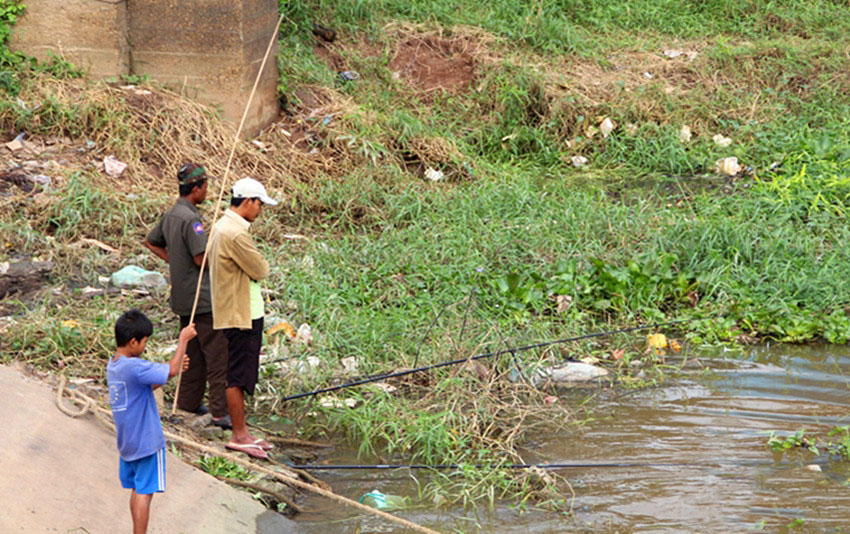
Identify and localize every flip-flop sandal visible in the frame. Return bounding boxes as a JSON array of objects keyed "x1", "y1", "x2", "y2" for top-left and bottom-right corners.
[
  {"x1": 253, "y1": 438, "x2": 273, "y2": 451},
  {"x1": 226, "y1": 441, "x2": 269, "y2": 460}
]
